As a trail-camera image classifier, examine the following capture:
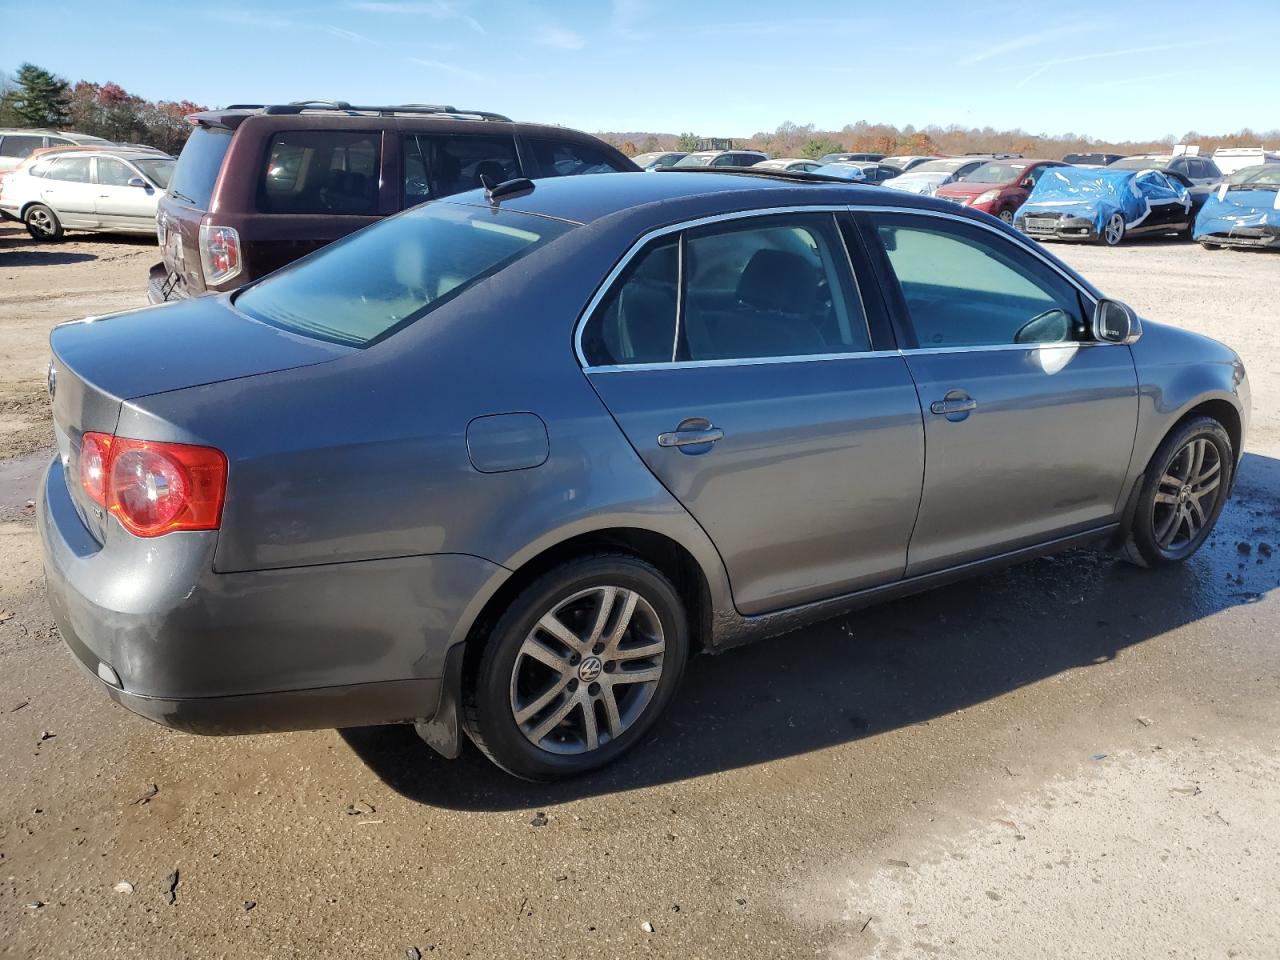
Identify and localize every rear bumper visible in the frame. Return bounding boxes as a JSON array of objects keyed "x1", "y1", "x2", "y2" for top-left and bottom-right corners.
[
  {"x1": 147, "y1": 261, "x2": 192, "y2": 304},
  {"x1": 38, "y1": 457, "x2": 504, "y2": 735}
]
